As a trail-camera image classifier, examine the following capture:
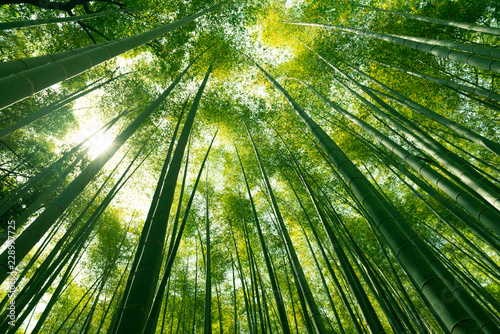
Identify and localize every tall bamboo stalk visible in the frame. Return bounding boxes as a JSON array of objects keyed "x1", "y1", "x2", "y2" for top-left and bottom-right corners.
[
  {"x1": 0, "y1": 4, "x2": 219, "y2": 110},
  {"x1": 0, "y1": 8, "x2": 132, "y2": 30},
  {"x1": 365, "y1": 6, "x2": 500, "y2": 36},
  {"x1": 0, "y1": 60, "x2": 194, "y2": 284},
  {"x1": 245, "y1": 123, "x2": 328, "y2": 334},
  {"x1": 373, "y1": 59, "x2": 500, "y2": 103},
  {"x1": 114, "y1": 62, "x2": 213, "y2": 333},
  {"x1": 203, "y1": 167, "x2": 212, "y2": 334},
  {"x1": 288, "y1": 77, "x2": 500, "y2": 236},
  {"x1": 254, "y1": 60, "x2": 485, "y2": 333},
  {"x1": 235, "y1": 145, "x2": 291, "y2": 334},
  {"x1": 350, "y1": 66, "x2": 500, "y2": 156},
  {"x1": 286, "y1": 22, "x2": 500, "y2": 73}
]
